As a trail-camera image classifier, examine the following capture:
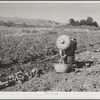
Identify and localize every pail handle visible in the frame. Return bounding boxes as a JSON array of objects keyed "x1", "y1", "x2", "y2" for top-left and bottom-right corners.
[{"x1": 59, "y1": 56, "x2": 65, "y2": 65}]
